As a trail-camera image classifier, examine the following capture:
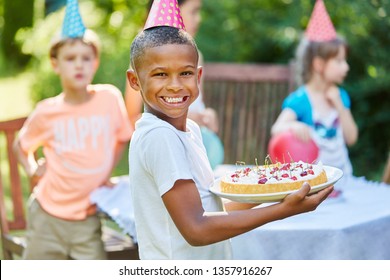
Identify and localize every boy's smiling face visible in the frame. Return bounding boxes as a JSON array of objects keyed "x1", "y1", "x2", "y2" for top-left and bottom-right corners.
[{"x1": 128, "y1": 43, "x2": 201, "y2": 130}]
